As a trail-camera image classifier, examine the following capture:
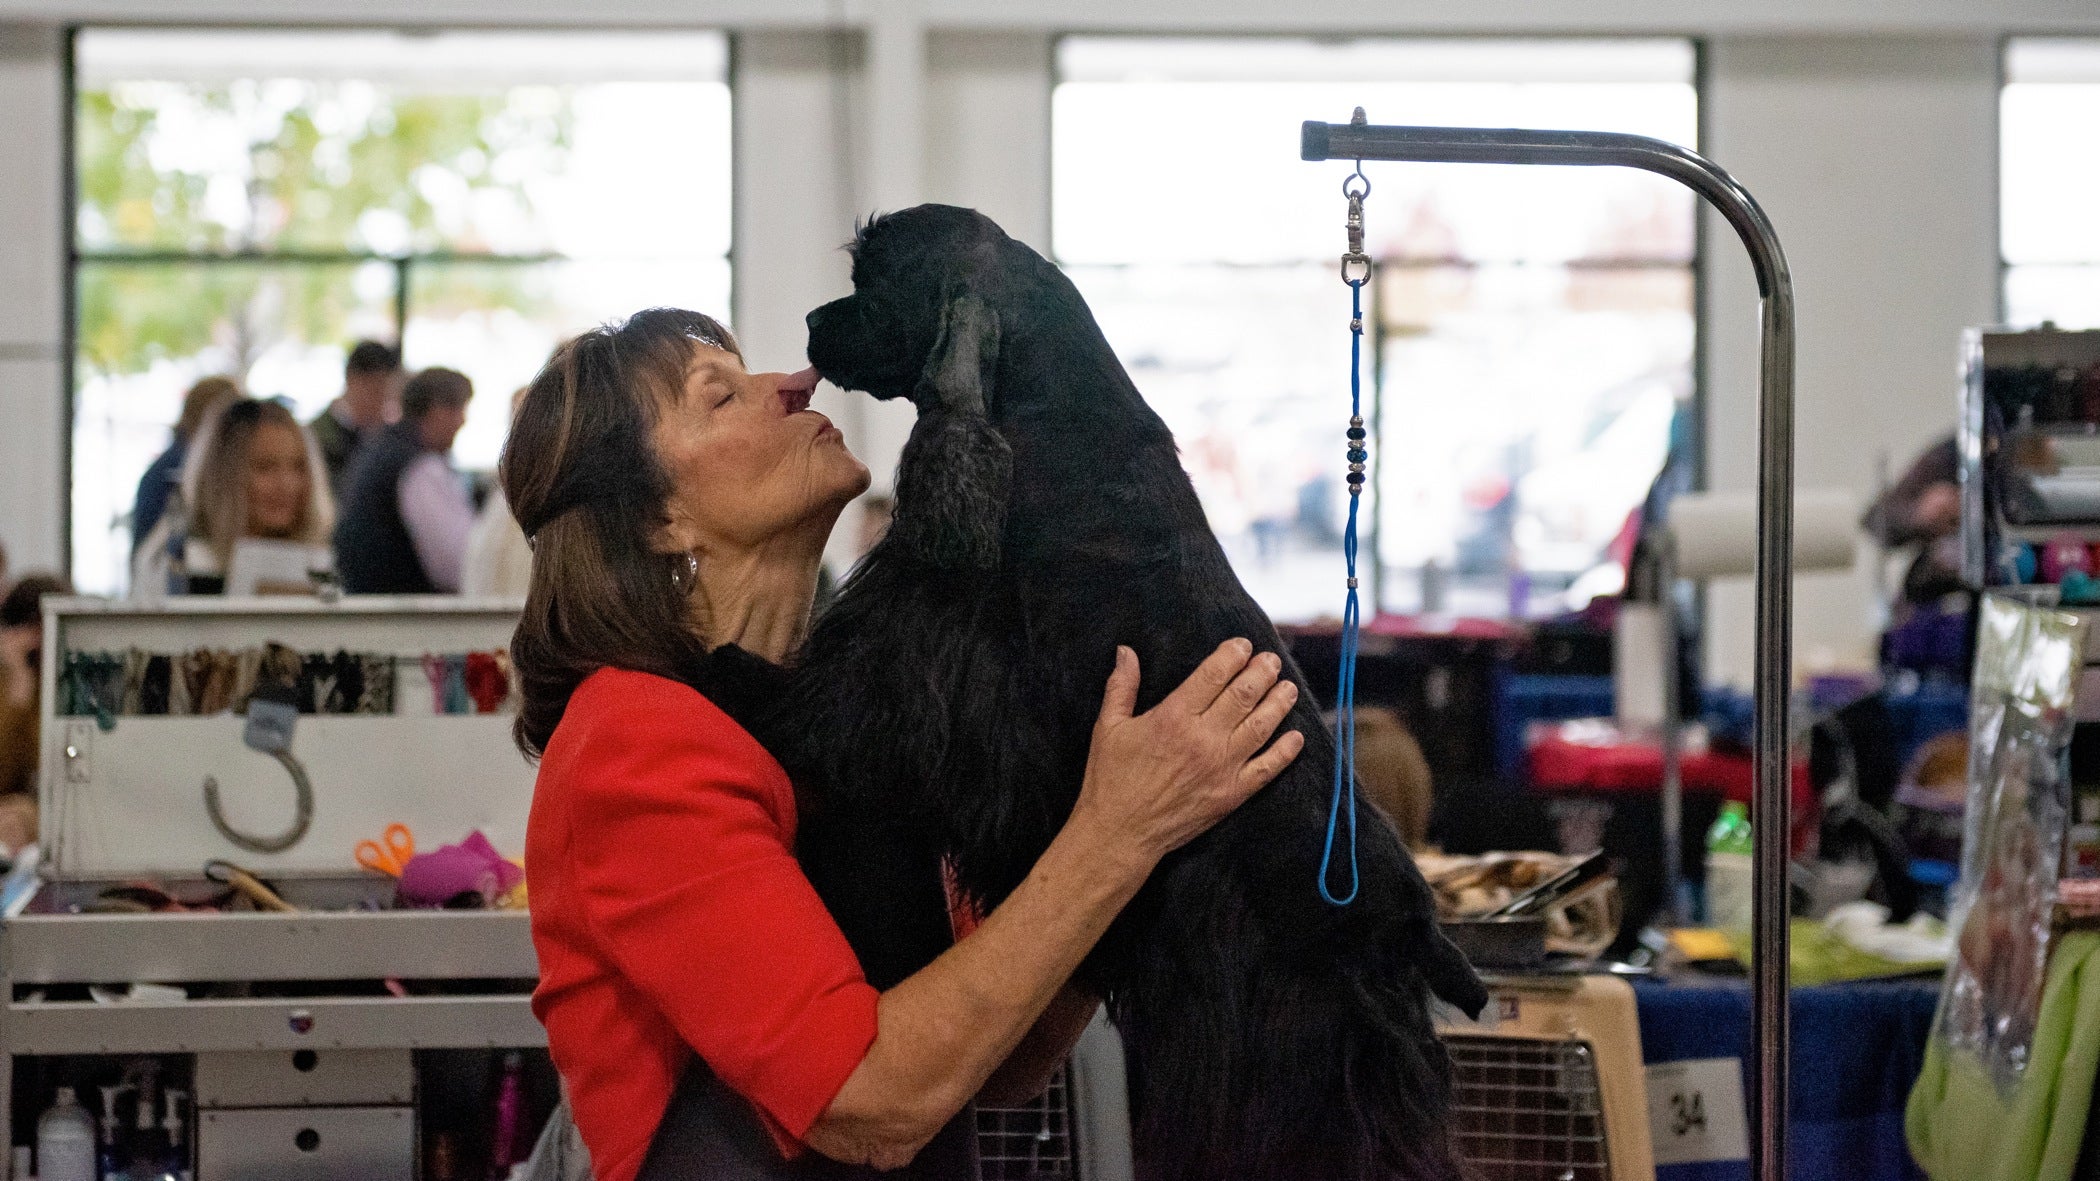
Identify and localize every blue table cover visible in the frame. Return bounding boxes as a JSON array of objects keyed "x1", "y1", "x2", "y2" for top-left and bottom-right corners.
[{"x1": 1632, "y1": 976, "x2": 1939, "y2": 1181}]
